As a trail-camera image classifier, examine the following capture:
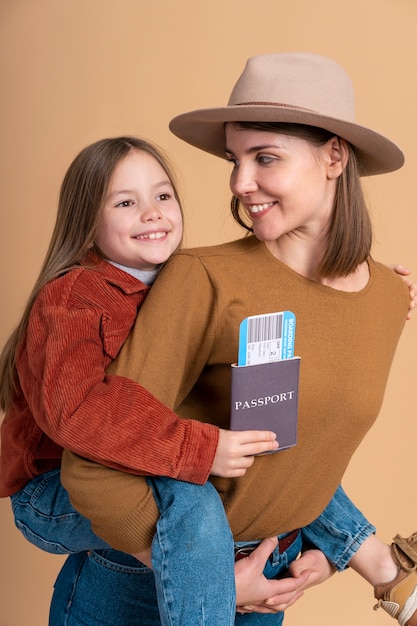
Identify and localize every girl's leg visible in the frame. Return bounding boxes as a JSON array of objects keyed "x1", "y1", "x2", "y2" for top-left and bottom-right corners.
[
  {"x1": 50, "y1": 549, "x2": 161, "y2": 626},
  {"x1": 13, "y1": 470, "x2": 235, "y2": 624},
  {"x1": 11, "y1": 467, "x2": 109, "y2": 554},
  {"x1": 301, "y1": 484, "x2": 376, "y2": 572},
  {"x1": 14, "y1": 470, "x2": 161, "y2": 625},
  {"x1": 148, "y1": 476, "x2": 236, "y2": 626},
  {"x1": 302, "y1": 485, "x2": 417, "y2": 625},
  {"x1": 349, "y1": 533, "x2": 397, "y2": 584}
]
